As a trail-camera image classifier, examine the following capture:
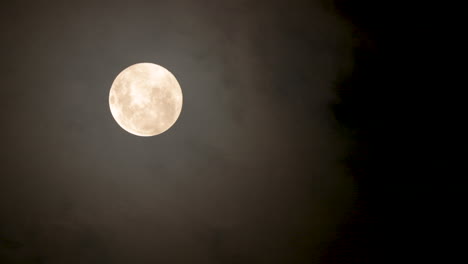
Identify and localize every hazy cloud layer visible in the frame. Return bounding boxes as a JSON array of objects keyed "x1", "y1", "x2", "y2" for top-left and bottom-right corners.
[{"x1": 0, "y1": 0, "x2": 354, "y2": 263}]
